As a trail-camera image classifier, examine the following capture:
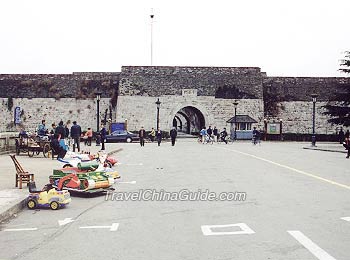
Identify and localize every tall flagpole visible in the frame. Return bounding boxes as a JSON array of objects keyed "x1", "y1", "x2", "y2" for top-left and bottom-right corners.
[{"x1": 150, "y1": 8, "x2": 154, "y2": 66}]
